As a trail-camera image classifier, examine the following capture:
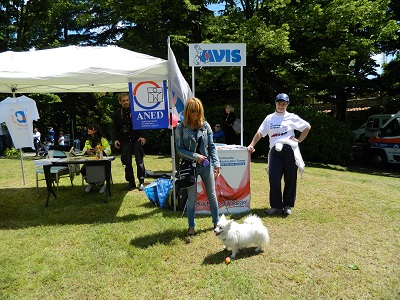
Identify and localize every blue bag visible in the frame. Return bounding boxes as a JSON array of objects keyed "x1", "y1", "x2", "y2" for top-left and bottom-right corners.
[{"x1": 144, "y1": 178, "x2": 172, "y2": 209}]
